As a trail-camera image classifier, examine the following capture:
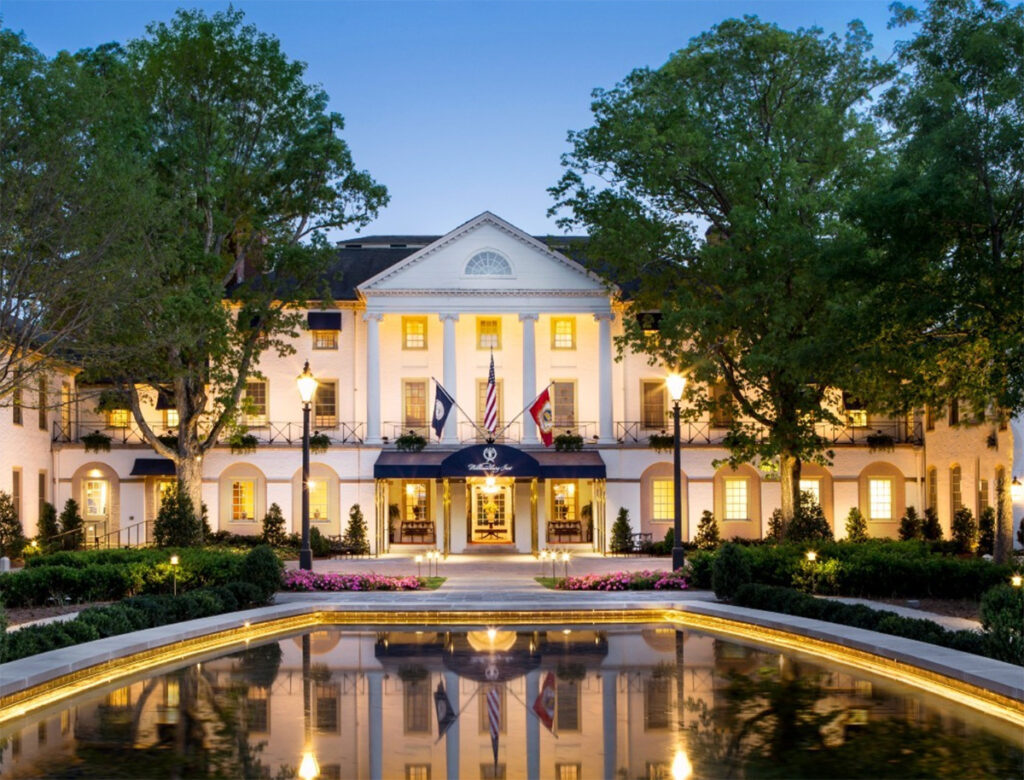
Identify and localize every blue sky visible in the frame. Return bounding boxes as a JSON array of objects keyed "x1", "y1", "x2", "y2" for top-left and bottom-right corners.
[{"x1": 3, "y1": 1, "x2": 904, "y2": 237}]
